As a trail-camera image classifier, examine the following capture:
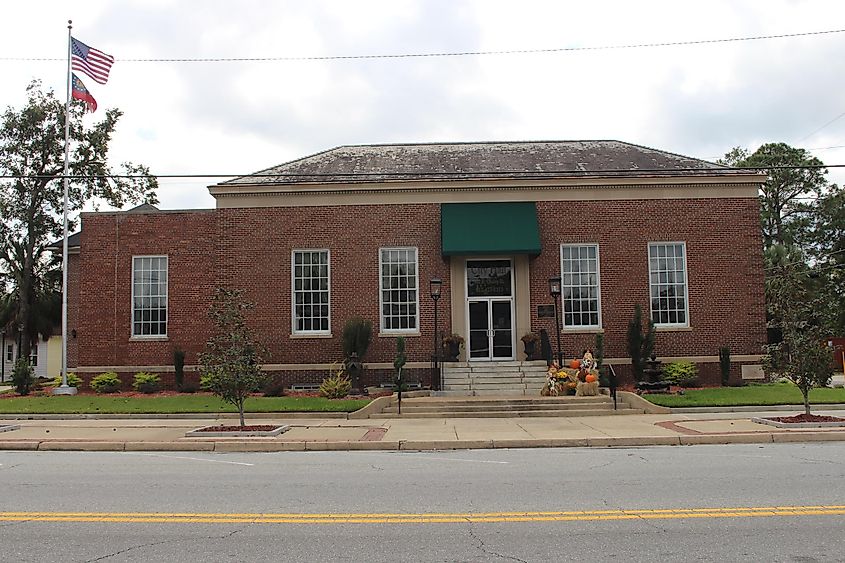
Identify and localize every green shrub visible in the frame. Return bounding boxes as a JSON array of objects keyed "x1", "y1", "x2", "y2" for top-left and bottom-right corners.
[
  {"x1": 132, "y1": 372, "x2": 161, "y2": 393},
  {"x1": 91, "y1": 372, "x2": 122, "y2": 394},
  {"x1": 319, "y1": 367, "x2": 352, "y2": 399},
  {"x1": 663, "y1": 361, "x2": 699, "y2": 387},
  {"x1": 173, "y1": 348, "x2": 186, "y2": 390},
  {"x1": 52, "y1": 373, "x2": 83, "y2": 388},
  {"x1": 262, "y1": 379, "x2": 286, "y2": 397},
  {"x1": 342, "y1": 317, "x2": 373, "y2": 360},
  {"x1": 719, "y1": 347, "x2": 731, "y2": 386},
  {"x1": 12, "y1": 359, "x2": 35, "y2": 396},
  {"x1": 179, "y1": 382, "x2": 199, "y2": 393}
]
